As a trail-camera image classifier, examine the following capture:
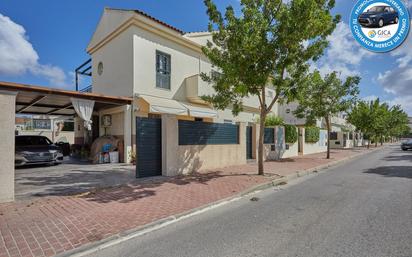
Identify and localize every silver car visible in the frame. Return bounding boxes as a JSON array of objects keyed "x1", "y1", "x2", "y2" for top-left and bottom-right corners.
[{"x1": 15, "y1": 135, "x2": 64, "y2": 166}]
